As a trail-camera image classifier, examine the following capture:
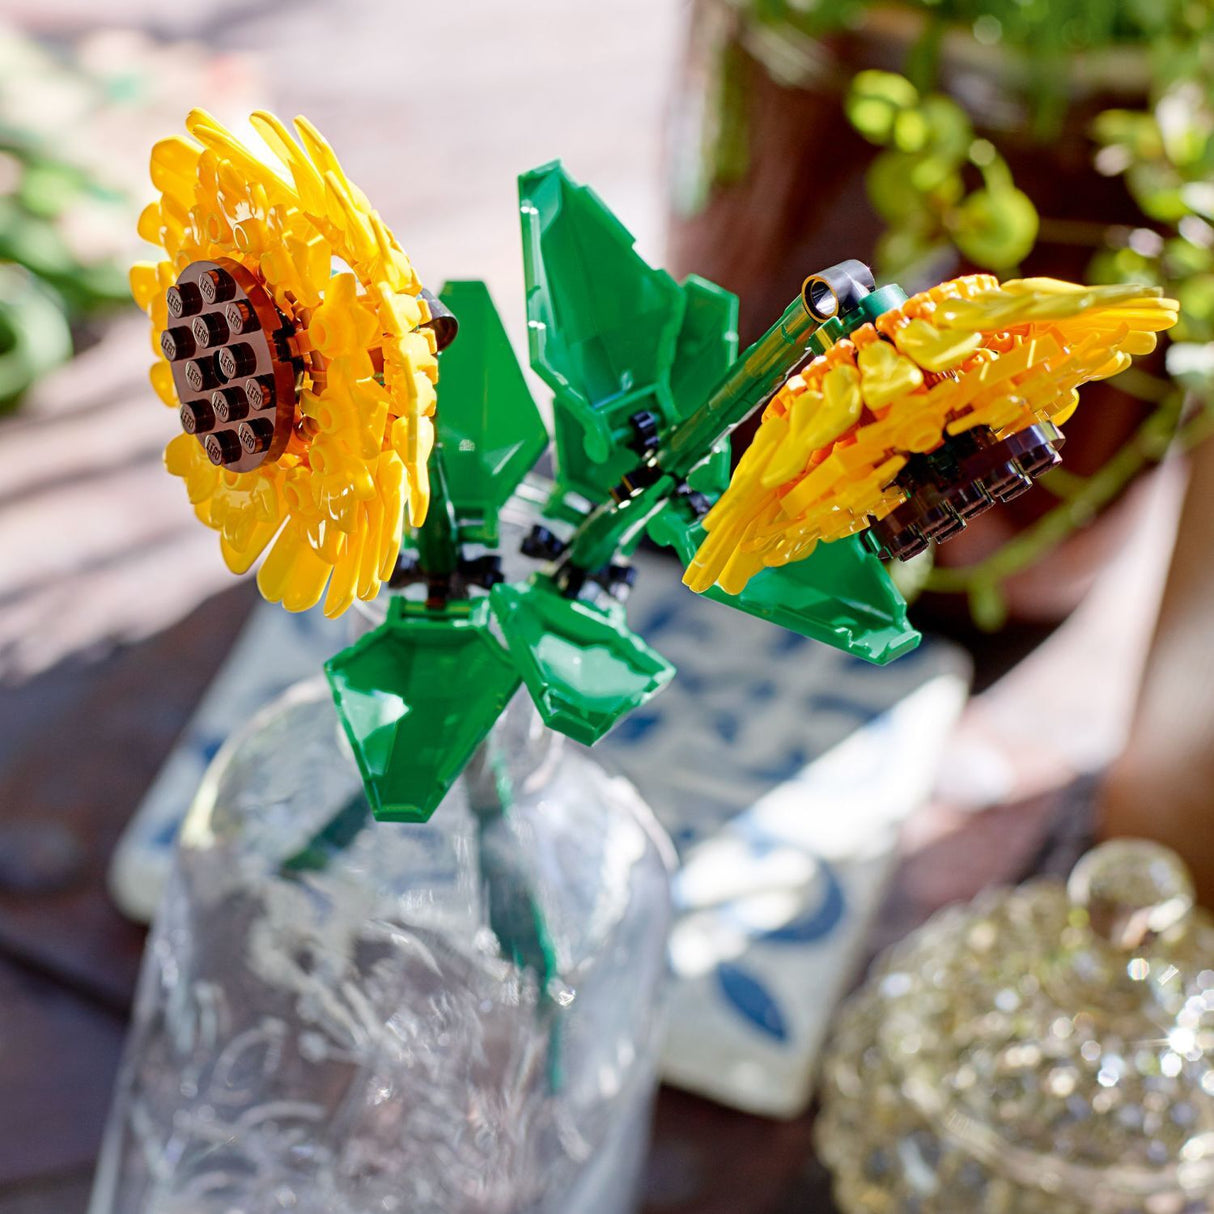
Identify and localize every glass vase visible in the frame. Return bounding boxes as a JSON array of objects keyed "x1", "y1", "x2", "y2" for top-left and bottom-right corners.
[{"x1": 89, "y1": 674, "x2": 674, "y2": 1214}]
